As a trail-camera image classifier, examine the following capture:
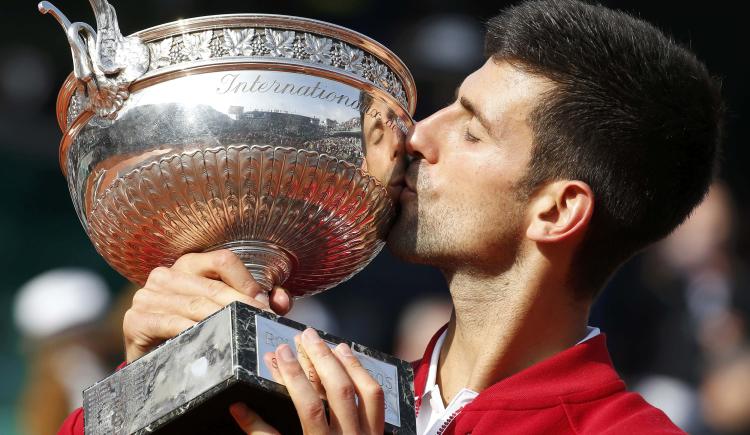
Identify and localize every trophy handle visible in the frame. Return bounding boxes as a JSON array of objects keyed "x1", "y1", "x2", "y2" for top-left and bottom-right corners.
[{"x1": 39, "y1": 0, "x2": 149, "y2": 118}]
